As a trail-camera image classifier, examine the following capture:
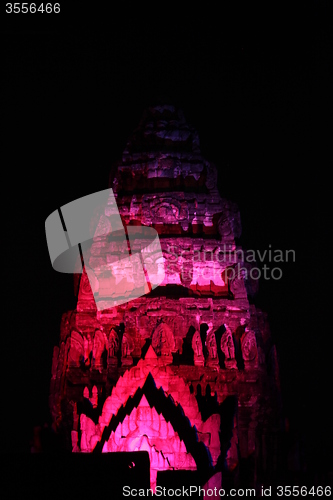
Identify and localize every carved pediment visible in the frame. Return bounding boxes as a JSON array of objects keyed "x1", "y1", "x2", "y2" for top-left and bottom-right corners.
[
  {"x1": 148, "y1": 197, "x2": 188, "y2": 222},
  {"x1": 241, "y1": 329, "x2": 258, "y2": 363}
]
